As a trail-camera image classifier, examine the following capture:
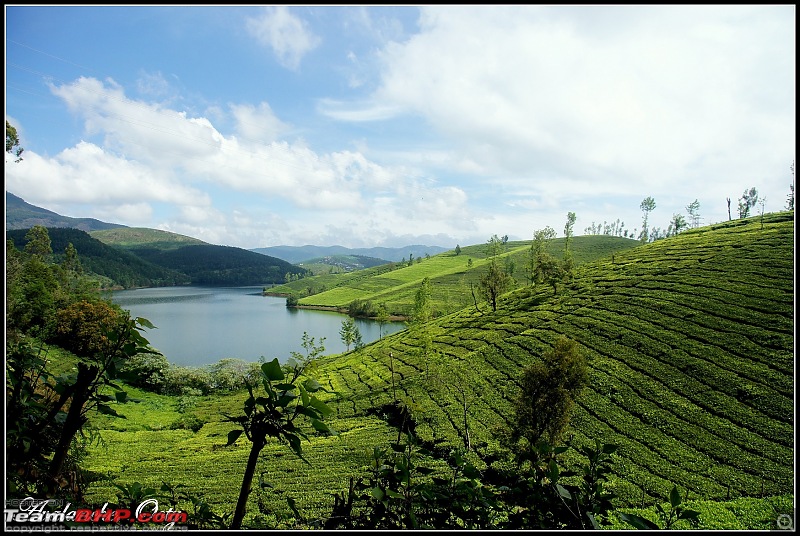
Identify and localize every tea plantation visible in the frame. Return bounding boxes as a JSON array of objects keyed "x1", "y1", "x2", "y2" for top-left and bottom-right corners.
[{"x1": 82, "y1": 212, "x2": 794, "y2": 528}]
